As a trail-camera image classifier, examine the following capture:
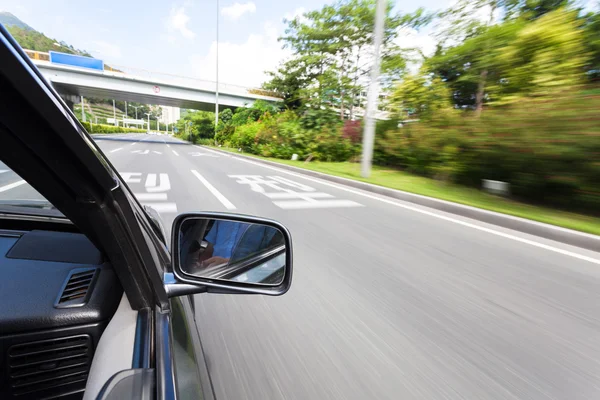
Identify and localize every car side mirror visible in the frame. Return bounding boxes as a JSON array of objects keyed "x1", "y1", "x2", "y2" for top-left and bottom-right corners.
[{"x1": 167, "y1": 212, "x2": 293, "y2": 296}]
